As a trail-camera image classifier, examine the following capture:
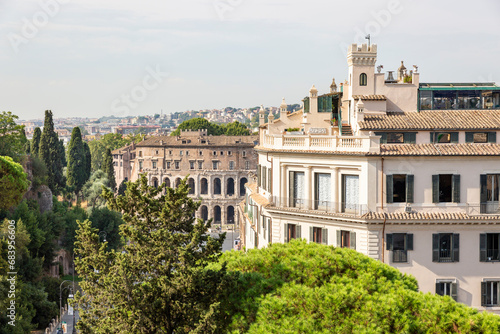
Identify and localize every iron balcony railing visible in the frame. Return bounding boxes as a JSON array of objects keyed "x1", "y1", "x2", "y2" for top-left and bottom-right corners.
[{"x1": 270, "y1": 196, "x2": 369, "y2": 216}]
